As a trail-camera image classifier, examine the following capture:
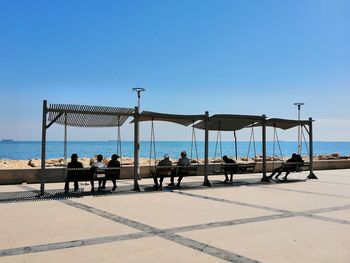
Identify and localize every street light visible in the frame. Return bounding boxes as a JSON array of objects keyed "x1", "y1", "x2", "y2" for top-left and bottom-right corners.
[
  {"x1": 131, "y1": 87, "x2": 145, "y2": 191},
  {"x1": 132, "y1": 87, "x2": 146, "y2": 111},
  {"x1": 294, "y1": 102, "x2": 305, "y2": 155}
]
